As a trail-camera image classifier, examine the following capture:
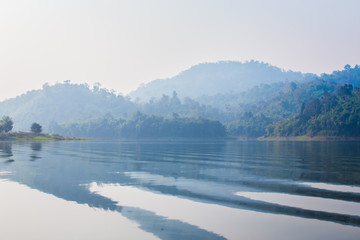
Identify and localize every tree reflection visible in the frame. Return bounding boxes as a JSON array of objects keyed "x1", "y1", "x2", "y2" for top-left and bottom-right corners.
[
  {"x1": 31, "y1": 142, "x2": 42, "y2": 151},
  {"x1": 30, "y1": 142, "x2": 42, "y2": 161},
  {"x1": 0, "y1": 142, "x2": 14, "y2": 162}
]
